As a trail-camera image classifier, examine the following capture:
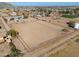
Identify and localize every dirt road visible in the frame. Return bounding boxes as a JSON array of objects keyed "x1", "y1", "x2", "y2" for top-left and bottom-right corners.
[
  {"x1": 0, "y1": 16, "x2": 30, "y2": 53},
  {"x1": 28, "y1": 30, "x2": 79, "y2": 57},
  {"x1": 0, "y1": 17, "x2": 10, "y2": 31}
]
